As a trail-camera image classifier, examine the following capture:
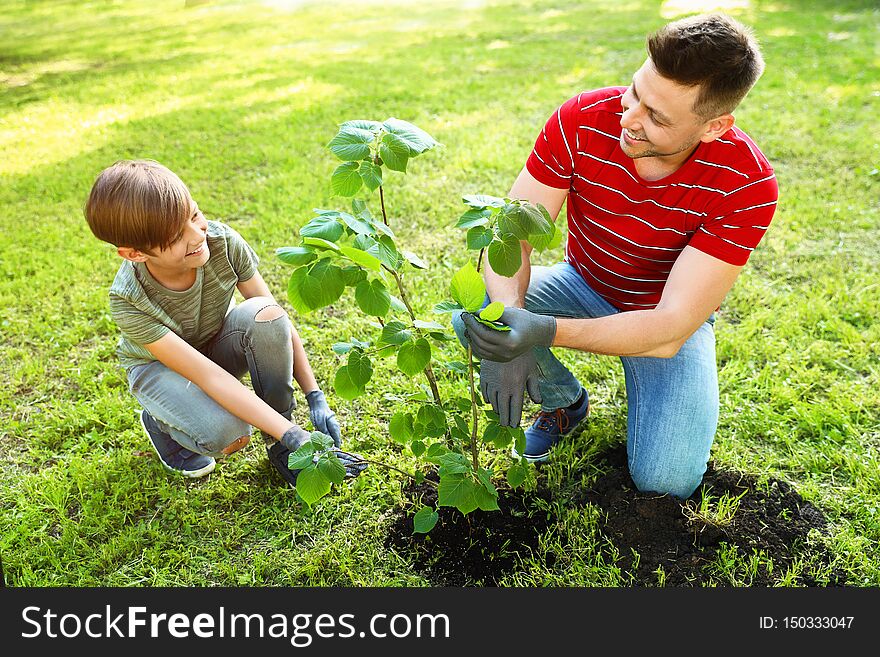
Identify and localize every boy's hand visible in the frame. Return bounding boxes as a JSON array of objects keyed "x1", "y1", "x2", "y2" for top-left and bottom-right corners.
[{"x1": 306, "y1": 389, "x2": 342, "y2": 447}]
